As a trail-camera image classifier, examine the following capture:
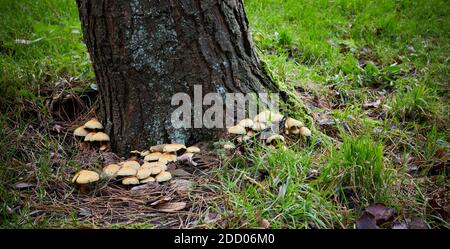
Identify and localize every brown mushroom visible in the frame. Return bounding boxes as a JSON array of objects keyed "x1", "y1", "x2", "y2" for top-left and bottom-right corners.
[
  {"x1": 122, "y1": 176, "x2": 140, "y2": 185},
  {"x1": 266, "y1": 134, "x2": 285, "y2": 146},
  {"x1": 144, "y1": 152, "x2": 162, "y2": 162},
  {"x1": 227, "y1": 125, "x2": 246, "y2": 135},
  {"x1": 155, "y1": 171, "x2": 172, "y2": 183},
  {"x1": 158, "y1": 153, "x2": 177, "y2": 164},
  {"x1": 71, "y1": 170, "x2": 100, "y2": 193},
  {"x1": 238, "y1": 119, "x2": 254, "y2": 129},
  {"x1": 84, "y1": 118, "x2": 103, "y2": 130},
  {"x1": 150, "y1": 144, "x2": 167, "y2": 152},
  {"x1": 285, "y1": 118, "x2": 304, "y2": 135},
  {"x1": 91, "y1": 132, "x2": 110, "y2": 151},
  {"x1": 254, "y1": 111, "x2": 283, "y2": 124},
  {"x1": 102, "y1": 164, "x2": 121, "y2": 177},
  {"x1": 140, "y1": 176, "x2": 156, "y2": 184},
  {"x1": 299, "y1": 127, "x2": 312, "y2": 137}
]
